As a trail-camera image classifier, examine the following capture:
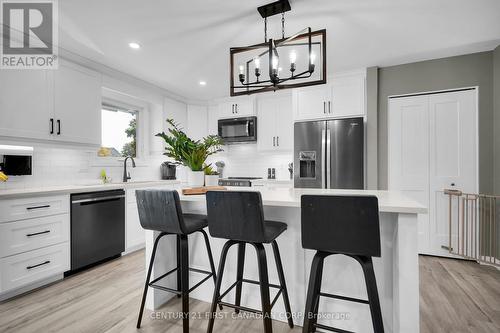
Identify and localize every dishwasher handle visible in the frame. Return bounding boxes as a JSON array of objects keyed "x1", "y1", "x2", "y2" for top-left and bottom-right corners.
[{"x1": 72, "y1": 194, "x2": 125, "y2": 204}]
